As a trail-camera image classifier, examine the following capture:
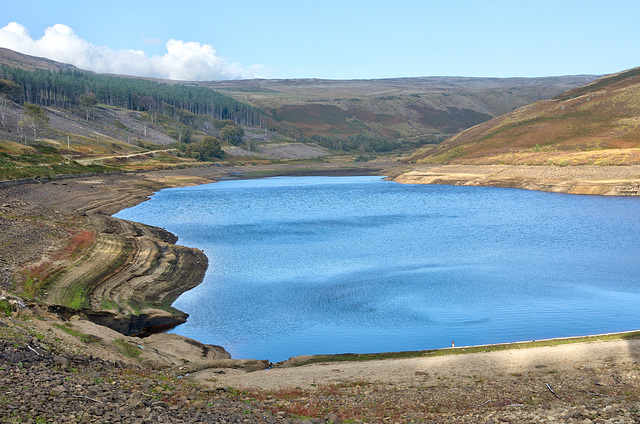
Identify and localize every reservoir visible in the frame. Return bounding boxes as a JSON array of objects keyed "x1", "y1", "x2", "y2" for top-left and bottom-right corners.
[{"x1": 114, "y1": 176, "x2": 640, "y2": 362}]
